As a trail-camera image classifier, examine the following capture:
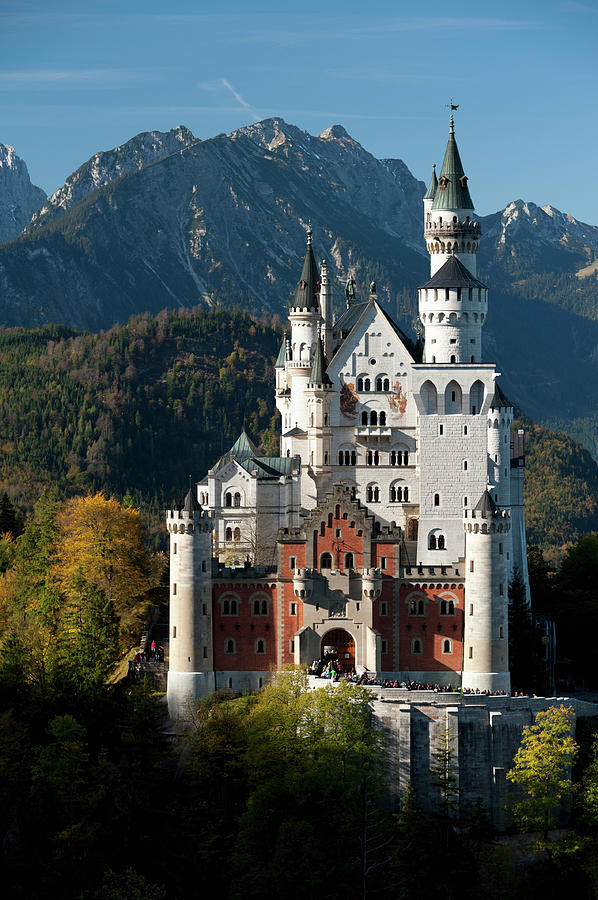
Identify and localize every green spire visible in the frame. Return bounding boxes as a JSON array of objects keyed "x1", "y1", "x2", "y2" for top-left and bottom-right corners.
[
  {"x1": 275, "y1": 334, "x2": 287, "y2": 367},
  {"x1": 228, "y1": 429, "x2": 258, "y2": 460},
  {"x1": 432, "y1": 118, "x2": 474, "y2": 211},
  {"x1": 423, "y1": 163, "x2": 438, "y2": 200},
  {"x1": 309, "y1": 336, "x2": 331, "y2": 386},
  {"x1": 292, "y1": 224, "x2": 320, "y2": 310}
]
